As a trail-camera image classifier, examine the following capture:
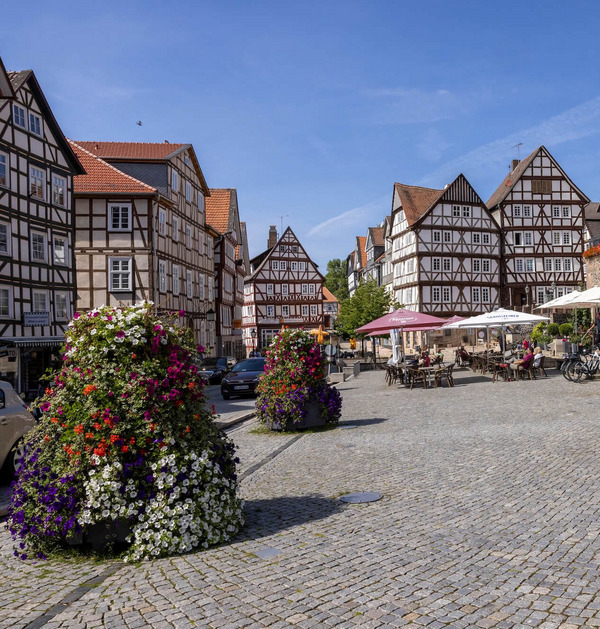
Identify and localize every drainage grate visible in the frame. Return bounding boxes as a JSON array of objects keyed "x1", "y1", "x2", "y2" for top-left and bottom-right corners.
[{"x1": 339, "y1": 492, "x2": 382, "y2": 504}]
